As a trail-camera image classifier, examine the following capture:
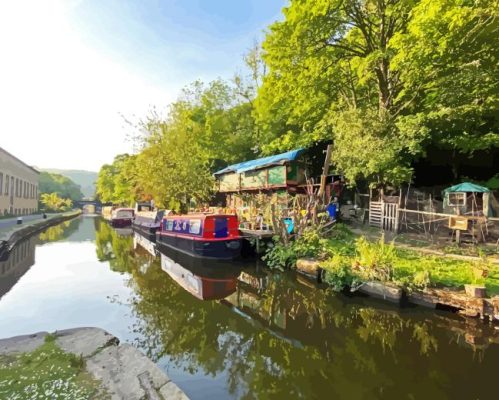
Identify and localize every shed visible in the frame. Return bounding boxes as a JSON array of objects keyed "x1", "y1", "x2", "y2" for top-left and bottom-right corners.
[
  {"x1": 443, "y1": 182, "x2": 492, "y2": 217},
  {"x1": 214, "y1": 149, "x2": 305, "y2": 193}
]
